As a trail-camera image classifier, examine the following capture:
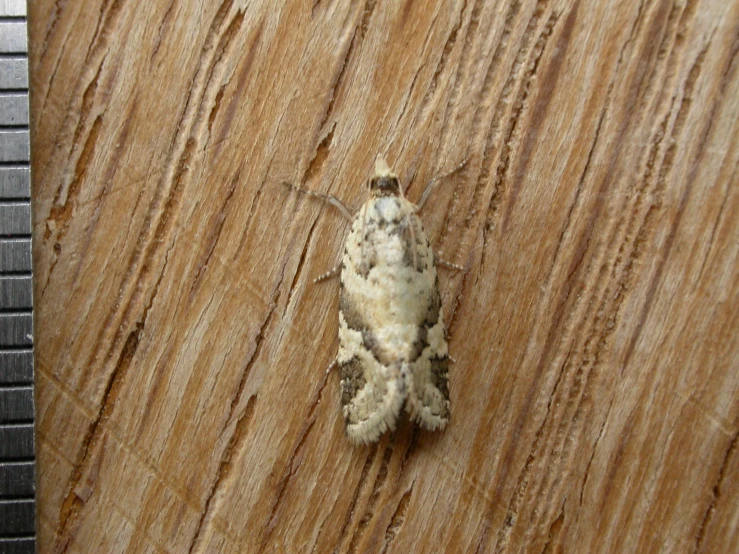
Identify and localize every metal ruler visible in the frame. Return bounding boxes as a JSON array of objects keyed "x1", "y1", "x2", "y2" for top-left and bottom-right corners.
[{"x1": 0, "y1": 0, "x2": 35, "y2": 552}]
